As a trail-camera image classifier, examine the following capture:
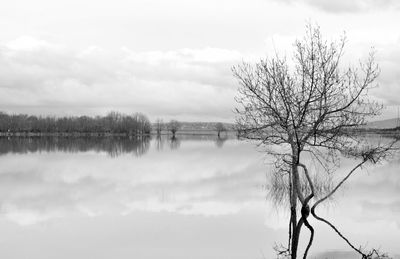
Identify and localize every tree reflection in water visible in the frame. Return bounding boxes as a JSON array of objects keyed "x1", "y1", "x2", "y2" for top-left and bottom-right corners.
[
  {"x1": 215, "y1": 136, "x2": 228, "y2": 148},
  {"x1": 0, "y1": 136, "x2": 151, "y2": 157},
  {"x1": 0, "y1": 135, "x2": 237, "y2": 157},
  {"x1": 169, "y1": 136, "x2": 181, "y2": 150}
]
